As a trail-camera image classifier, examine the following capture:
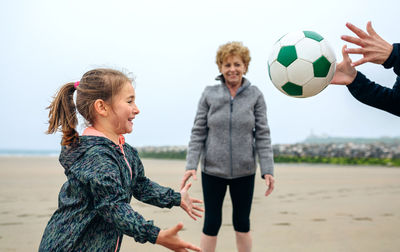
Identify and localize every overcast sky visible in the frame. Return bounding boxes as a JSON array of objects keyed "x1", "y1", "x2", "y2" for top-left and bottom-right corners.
[{"x1": 1, "y1": 0, "x2": 399, "y2": 151}]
